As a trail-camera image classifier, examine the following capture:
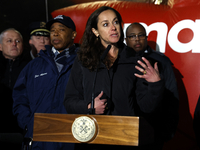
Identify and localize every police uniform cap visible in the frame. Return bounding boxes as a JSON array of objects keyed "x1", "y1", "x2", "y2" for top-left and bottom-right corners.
[{"x1": 28, "y1": 21, "x2": 50, "y2": 37}]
